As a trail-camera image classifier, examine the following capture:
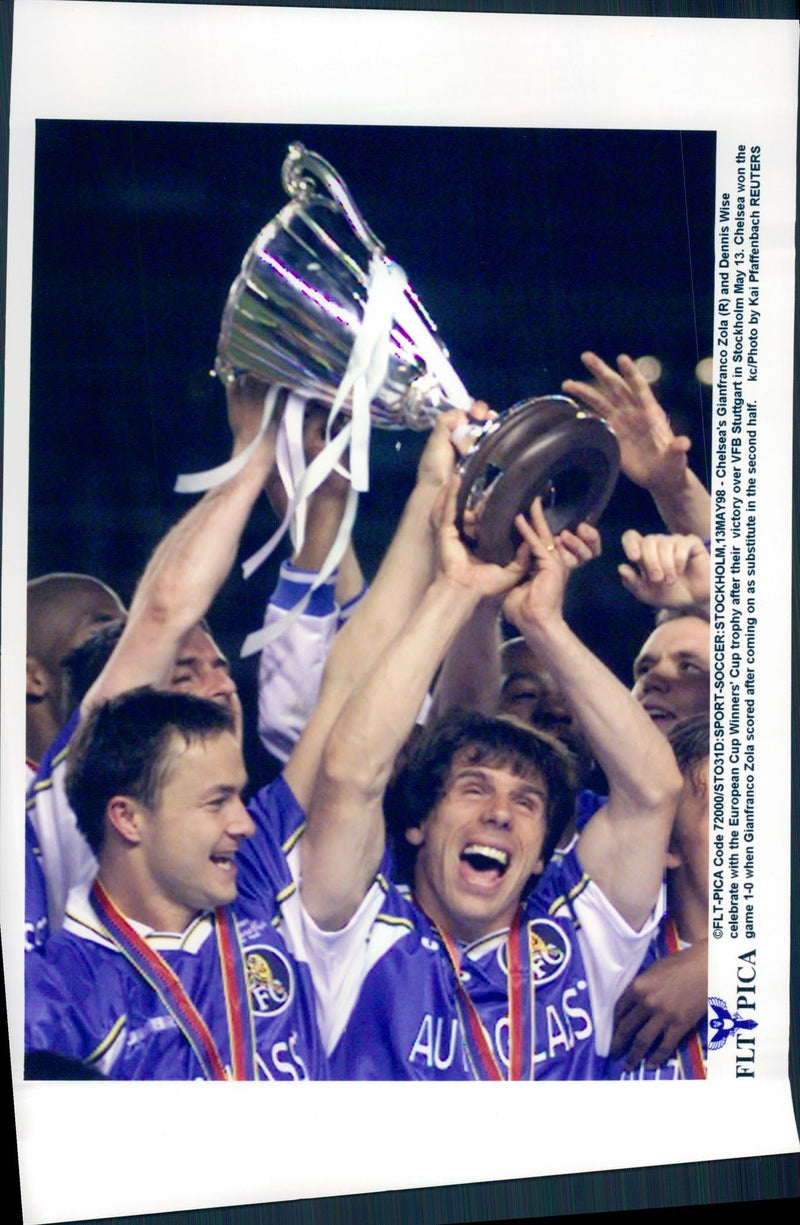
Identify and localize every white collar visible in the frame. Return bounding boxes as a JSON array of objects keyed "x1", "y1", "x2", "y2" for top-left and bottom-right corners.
[{"x1": 62, "y1": 879, "x2": 214, "y2": 954}]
